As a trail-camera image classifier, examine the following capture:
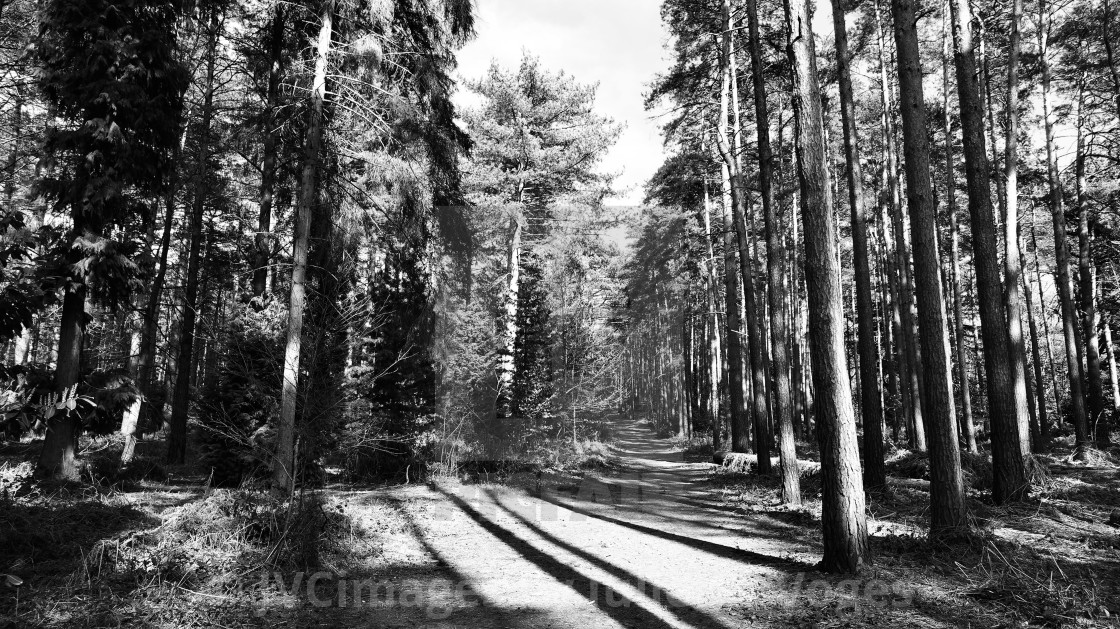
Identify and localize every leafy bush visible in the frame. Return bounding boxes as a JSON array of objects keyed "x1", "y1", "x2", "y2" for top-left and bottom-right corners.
[{"x1": 197, "y1": 303, "x2": 285, "y2": 487}]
